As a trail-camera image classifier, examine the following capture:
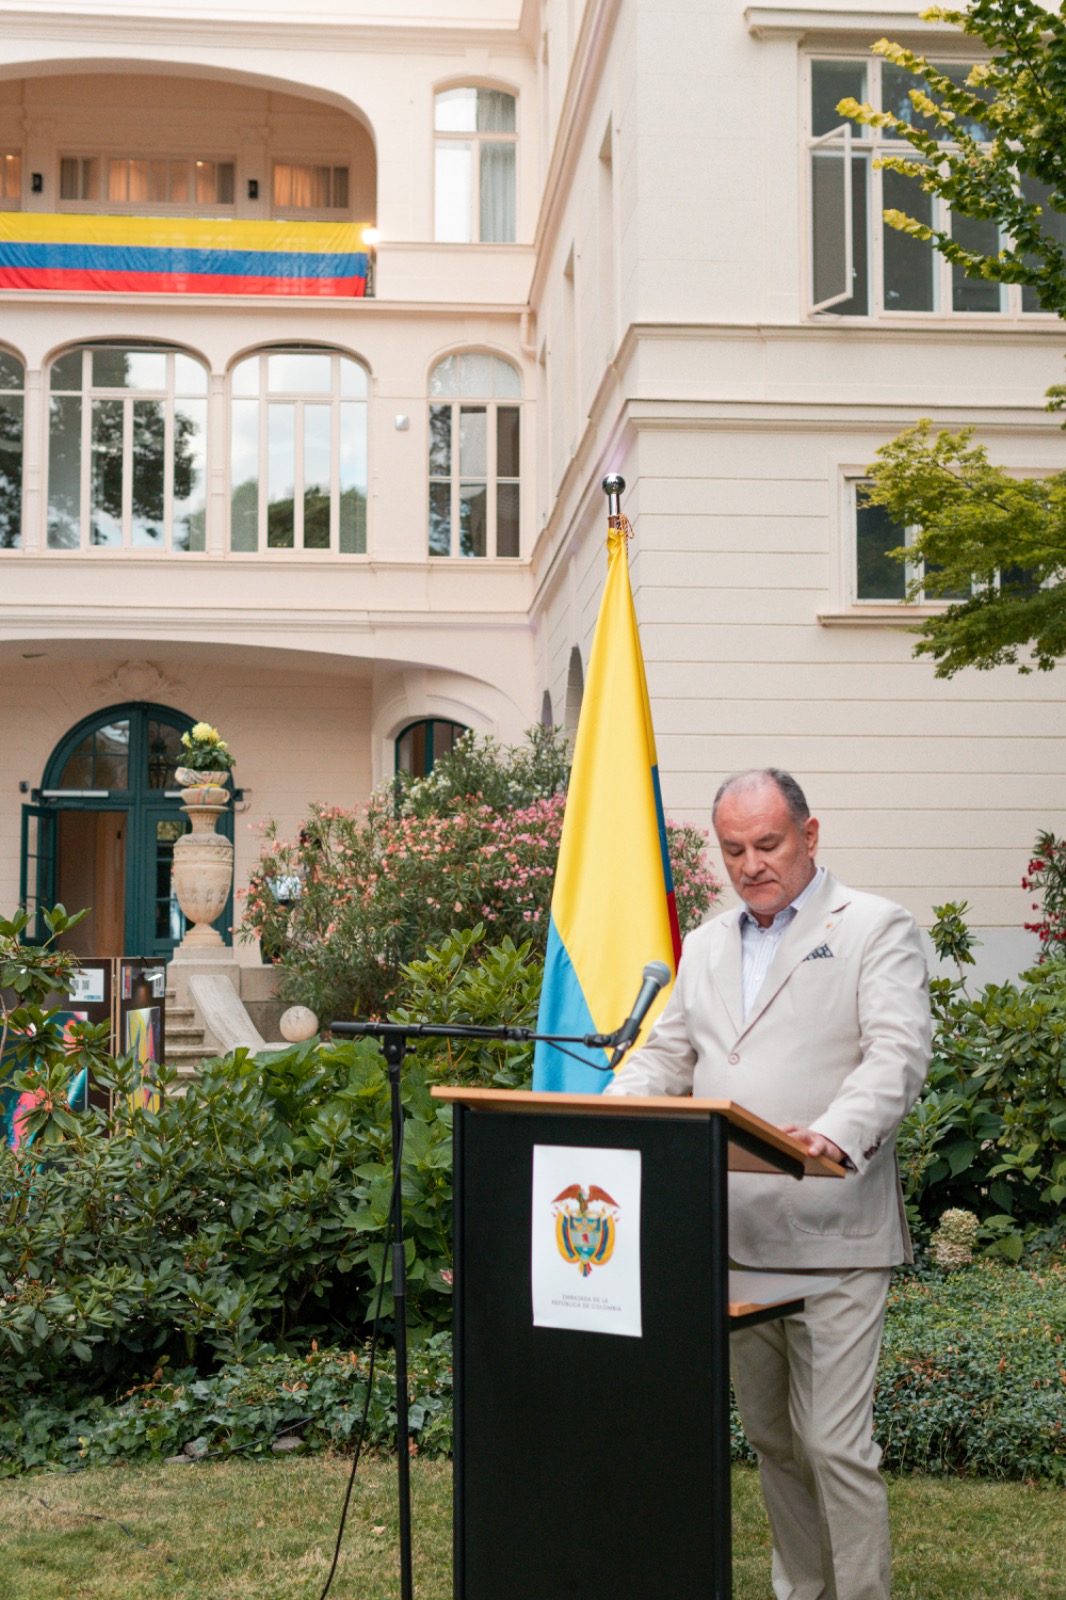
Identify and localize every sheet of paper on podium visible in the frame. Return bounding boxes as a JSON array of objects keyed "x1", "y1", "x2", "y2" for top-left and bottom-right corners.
[{"x1": 531, "y1": 1144, "x2": 643, "y2": 1338}]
